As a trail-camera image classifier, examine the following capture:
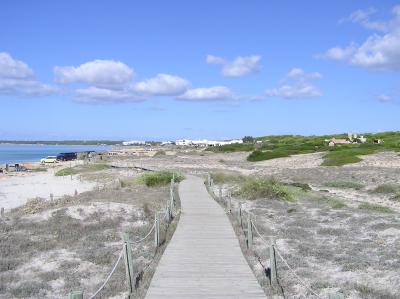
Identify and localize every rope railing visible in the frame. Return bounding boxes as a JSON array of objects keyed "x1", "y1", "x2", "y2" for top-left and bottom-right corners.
[
  {"x1": 87, "y1": 249, "x2": 124, "y2": 299},
  {"x1": 206, "y1": 173, "x2": 325, "y2": 299},
  {"x1": 69, "y1": 176, "x2": 180, "y2": 299}
]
